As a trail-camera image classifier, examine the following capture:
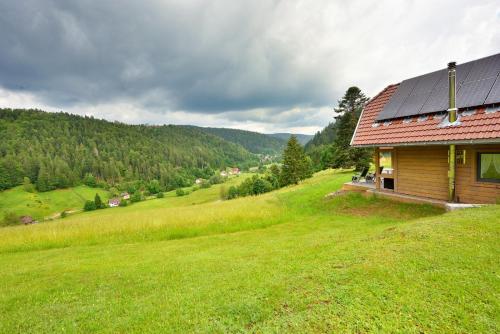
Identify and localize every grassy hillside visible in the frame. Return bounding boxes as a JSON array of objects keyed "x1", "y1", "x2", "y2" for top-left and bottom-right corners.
[
  {"x1": 0, "y1": 170, "x2": 498, "y2": 332},
  {"x1": 0, "y1": 185, "x2": 109, "y2": 220},
  {"x1": 196, "y1": 126, "x2": 287, "y2": 155}
]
